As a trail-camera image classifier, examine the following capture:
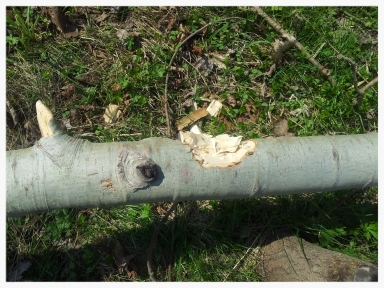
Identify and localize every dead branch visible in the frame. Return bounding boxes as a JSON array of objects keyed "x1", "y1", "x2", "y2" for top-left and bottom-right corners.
[
  {"x1": 337, "y1": 54, "x2": 378, "y2": 108},
  {"x1": 146, "y1": 202, "x2": 178, "y2": 281},
  {"x1": 253, "y1": 6, "x2": 336, "y2": 86},
  {"x1": 361, "y1": 77, "x2": 379, "y2": 94}
]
